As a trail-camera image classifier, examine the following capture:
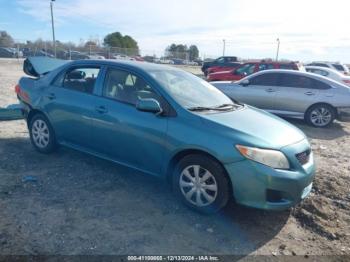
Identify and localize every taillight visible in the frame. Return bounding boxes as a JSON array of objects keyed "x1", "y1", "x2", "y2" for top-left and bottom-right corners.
[
  {"x1": 342, "y1": 79, "x2": 350, "y2": 85},
  {"x1": 15, "y1": 84, "x2": 20, "y2": 94},
  {"x1": 15, "y1": 84, "x2": 30, "y2": 102}
]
